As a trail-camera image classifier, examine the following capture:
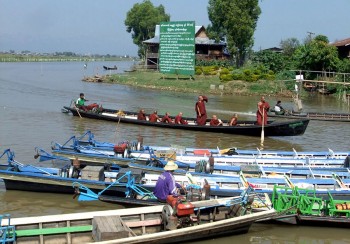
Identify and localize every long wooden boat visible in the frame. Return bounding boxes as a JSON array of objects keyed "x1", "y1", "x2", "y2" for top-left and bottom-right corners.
[
  {"x1": 2, "y1": 149, "x2": 350, "y2": 202},
  {"x1": 0, "y1": 194, "x2": 276, "y2": 244},
  {"x1": 269, "y1": 111, "x2": 350, "y2": 122},
  {"x1": 70, "y1": 130, "x2": 350, "y2": 159},
  {"x1": 62, "y1": 106, "x2": 310, "y2": 137}
]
